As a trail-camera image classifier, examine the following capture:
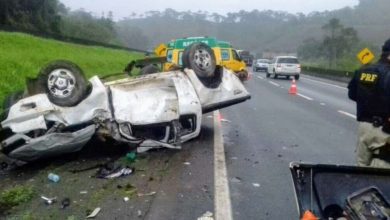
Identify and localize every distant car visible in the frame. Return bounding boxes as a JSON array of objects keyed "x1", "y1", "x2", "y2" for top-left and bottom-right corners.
[
  {"x1": 267, "y1": 56, "x2": 301, "y2": 80},
  {"x1": 253, "y1": 59, "x2": 270, "y2": 72}
]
